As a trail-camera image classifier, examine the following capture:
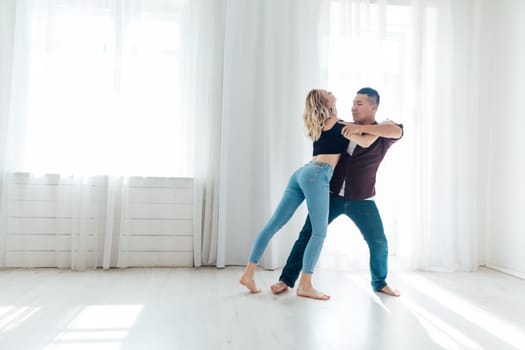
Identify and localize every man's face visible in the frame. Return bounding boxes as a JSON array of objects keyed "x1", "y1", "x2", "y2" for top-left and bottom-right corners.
[{"x1": 351, "y1": 93, "x2": 377, "y2": 123}]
